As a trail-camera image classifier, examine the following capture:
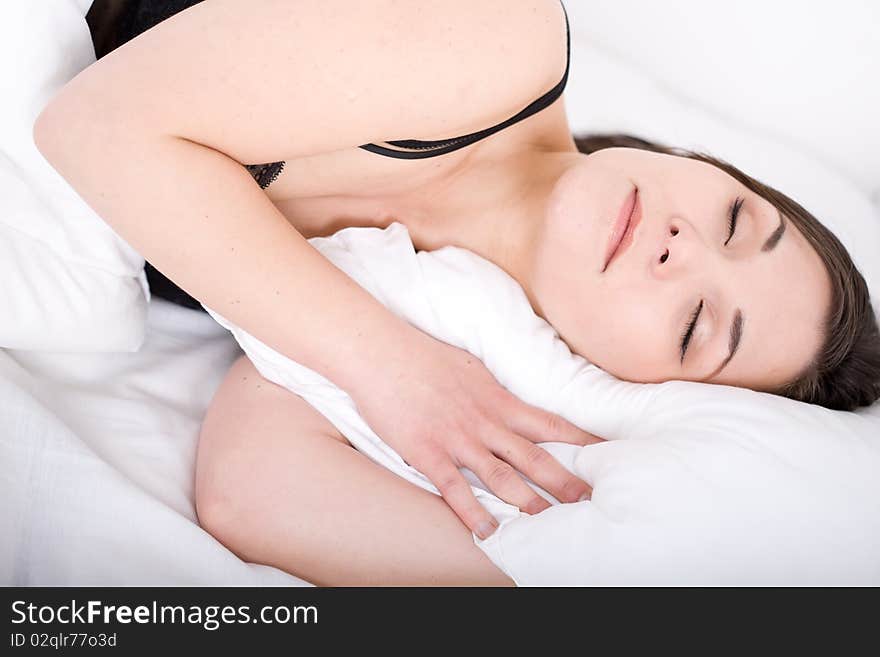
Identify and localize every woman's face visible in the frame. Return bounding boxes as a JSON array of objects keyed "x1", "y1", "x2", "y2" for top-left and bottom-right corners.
[{"x1": 530, "y1": 147, "x2": 831, "y2": 390}]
